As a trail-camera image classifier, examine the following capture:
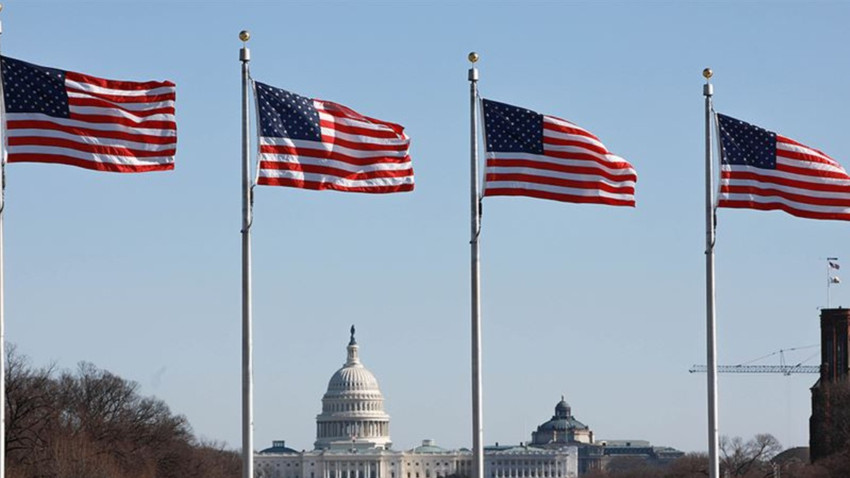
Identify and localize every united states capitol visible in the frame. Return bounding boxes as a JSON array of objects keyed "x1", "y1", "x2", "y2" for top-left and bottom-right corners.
[{"x1": 255, "y1": 328, "x2": 682, "y2": 478}]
